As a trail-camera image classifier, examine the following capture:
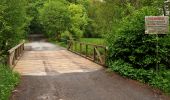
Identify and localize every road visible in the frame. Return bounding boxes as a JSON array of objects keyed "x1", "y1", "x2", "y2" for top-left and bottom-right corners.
[{"x1": 10, "y1": 34, "x2": 169, "y2": 100}]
